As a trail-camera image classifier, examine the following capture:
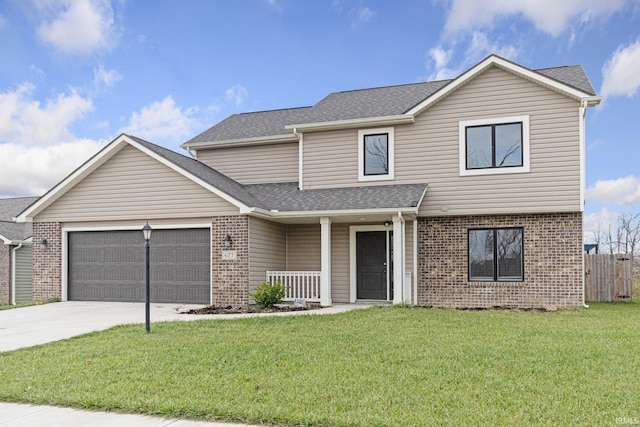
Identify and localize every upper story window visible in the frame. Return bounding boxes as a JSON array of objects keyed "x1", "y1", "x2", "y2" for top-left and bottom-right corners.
[
  {"x1": 358, "y1": 127, "x2": 395, "y2": 181},
  {"x1": 459, "y1": 116, "x2": 530, "y2": 176}
]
